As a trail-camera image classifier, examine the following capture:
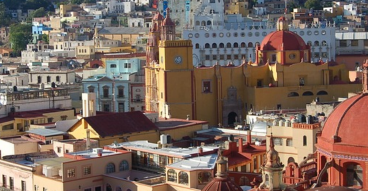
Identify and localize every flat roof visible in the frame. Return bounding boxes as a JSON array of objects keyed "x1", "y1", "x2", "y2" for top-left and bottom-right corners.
[
  {"x1": 67, "y1": 148, "x2": 125, "y2": 159},
  {"x1": 27, "y1": 128, "x2": 66, "y2": 137},
  {"x1": 155, "y1": 118, "x2": 208, "y2": 130},
  {"x1": 1, "y1": 136, "x2": 36, "y2": 144},
  {"x1": 36, "y1": 157, "x2": 74, "y2": 168},
  {"x1": 110, "y1": 140, "x2": 217, "y2": 159},
  {"x1": 168, "y1": 154, "x2": 217, "y2": 171}
]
